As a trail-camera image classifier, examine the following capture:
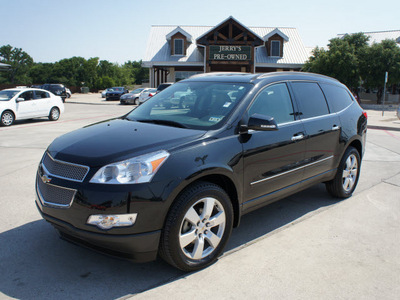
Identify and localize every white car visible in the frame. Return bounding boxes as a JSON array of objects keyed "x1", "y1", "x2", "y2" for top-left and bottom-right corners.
[
  {"x1": 0, "y1": 88, "x2": 65, "y2": 126},
  {"x1": 138, "y1": 88, "x2": 157, "y2": 105}
]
